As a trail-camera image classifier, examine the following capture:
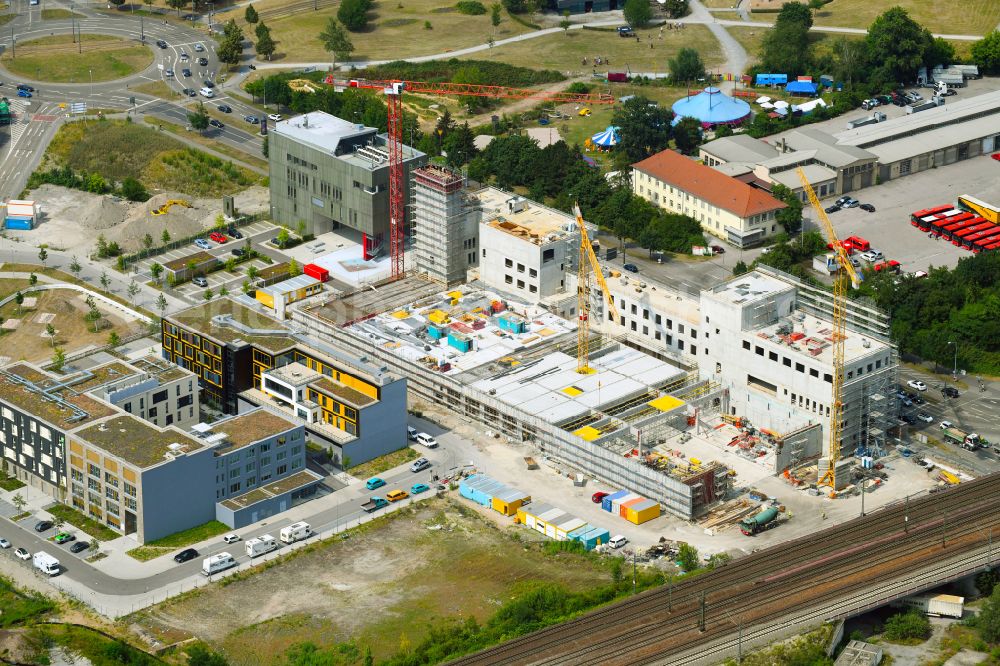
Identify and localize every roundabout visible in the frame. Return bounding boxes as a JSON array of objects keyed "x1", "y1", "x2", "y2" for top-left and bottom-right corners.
[{"x1": 1, "y1": 33, "x2": 154, "y2": 83}]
